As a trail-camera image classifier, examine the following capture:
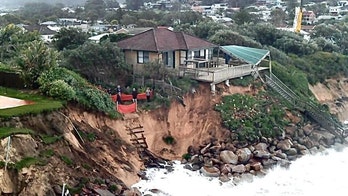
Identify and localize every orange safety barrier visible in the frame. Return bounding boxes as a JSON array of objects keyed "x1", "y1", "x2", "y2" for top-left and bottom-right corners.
[
  {"x1": 110, "y1": 90, "x2": 154, "y2": 103},
  {"x1": 121, "y1": 93, "x2": 133, "y2": 101},
  {"x1": 117, "y1": 102, "x2": 137, "y2": 114},
  {"x1": 111, "y1": 95, "x2": 117, "y2": 102}
]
